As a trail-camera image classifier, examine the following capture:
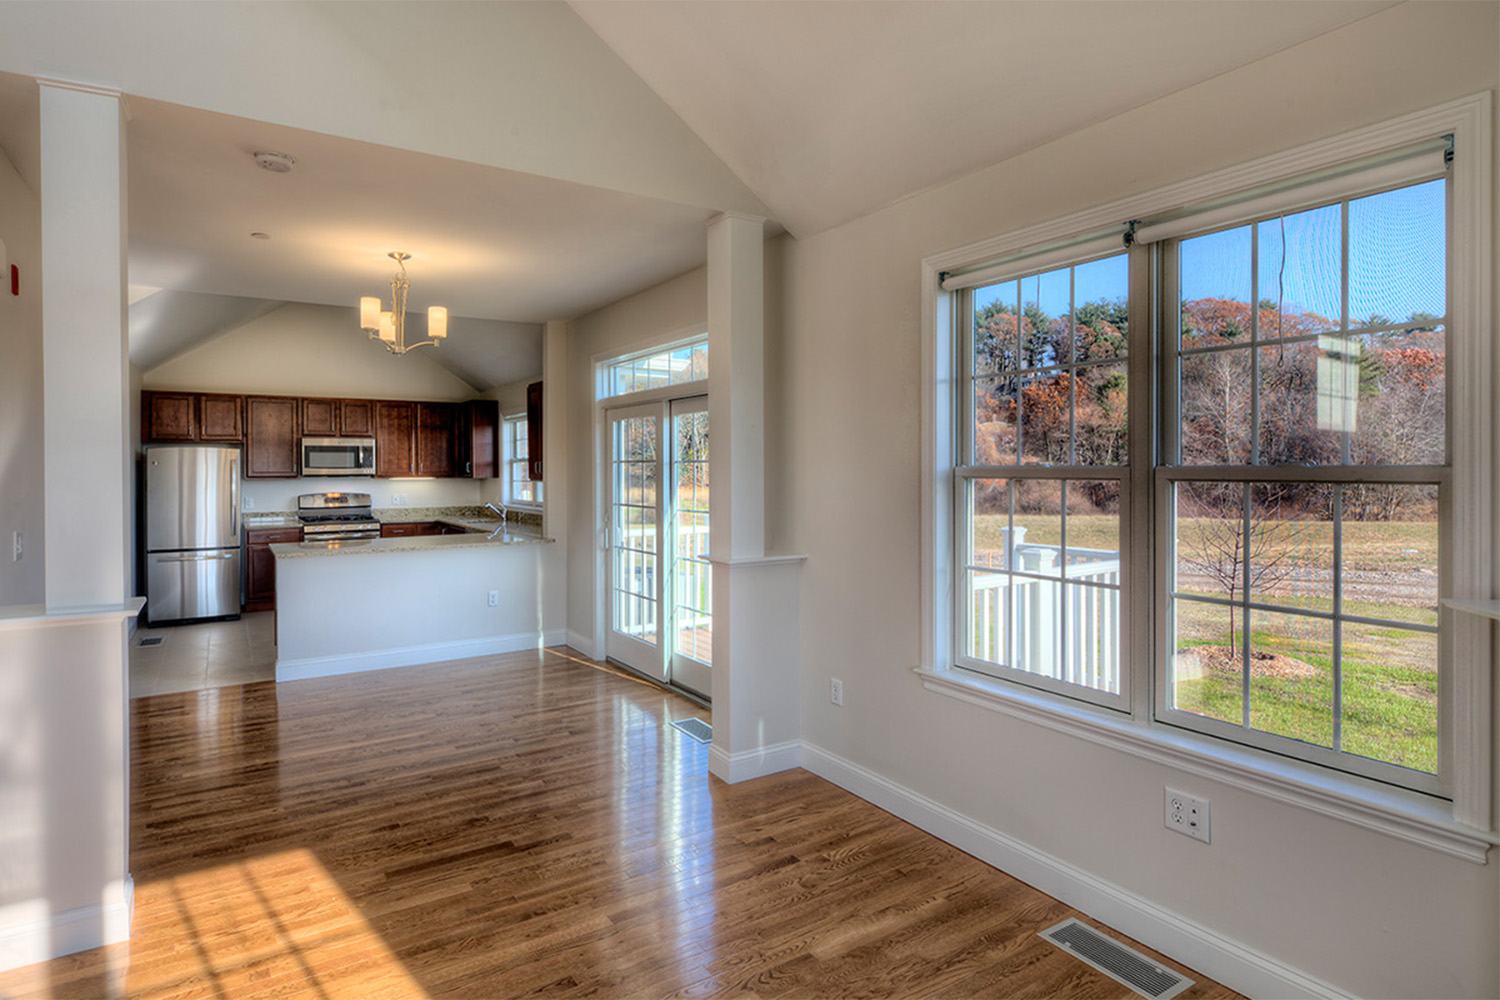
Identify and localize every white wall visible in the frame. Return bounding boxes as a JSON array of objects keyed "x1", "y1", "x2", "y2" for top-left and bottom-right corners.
[
  {"x1": 142, "y1": 301, "x2": 478, "y2": 400},
  {"x1": 0, "y1": 145, "x2": 44, "y2": 605},
  {"x1": 564, "y1": 266, "x2": 707, "y2": 644},
  {"x1": 775, "y1": 4, "x2": 1499, "y2": 998}
]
